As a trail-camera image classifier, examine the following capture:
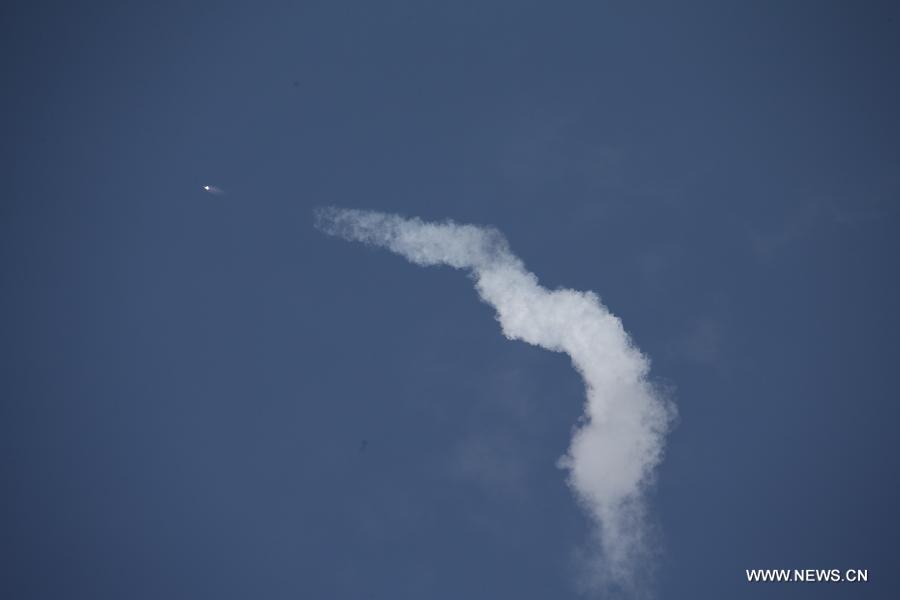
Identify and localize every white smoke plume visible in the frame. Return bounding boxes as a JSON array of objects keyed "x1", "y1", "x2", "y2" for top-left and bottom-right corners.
[{"x1": 315, "y1": 207, "x2": 675, "y2": 595}]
